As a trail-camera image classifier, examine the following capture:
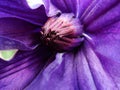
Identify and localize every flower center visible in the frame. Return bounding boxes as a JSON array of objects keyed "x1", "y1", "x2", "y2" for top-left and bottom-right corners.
[{"x1": 40, "y1": 13, "x2": 84, "y2": 52}]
